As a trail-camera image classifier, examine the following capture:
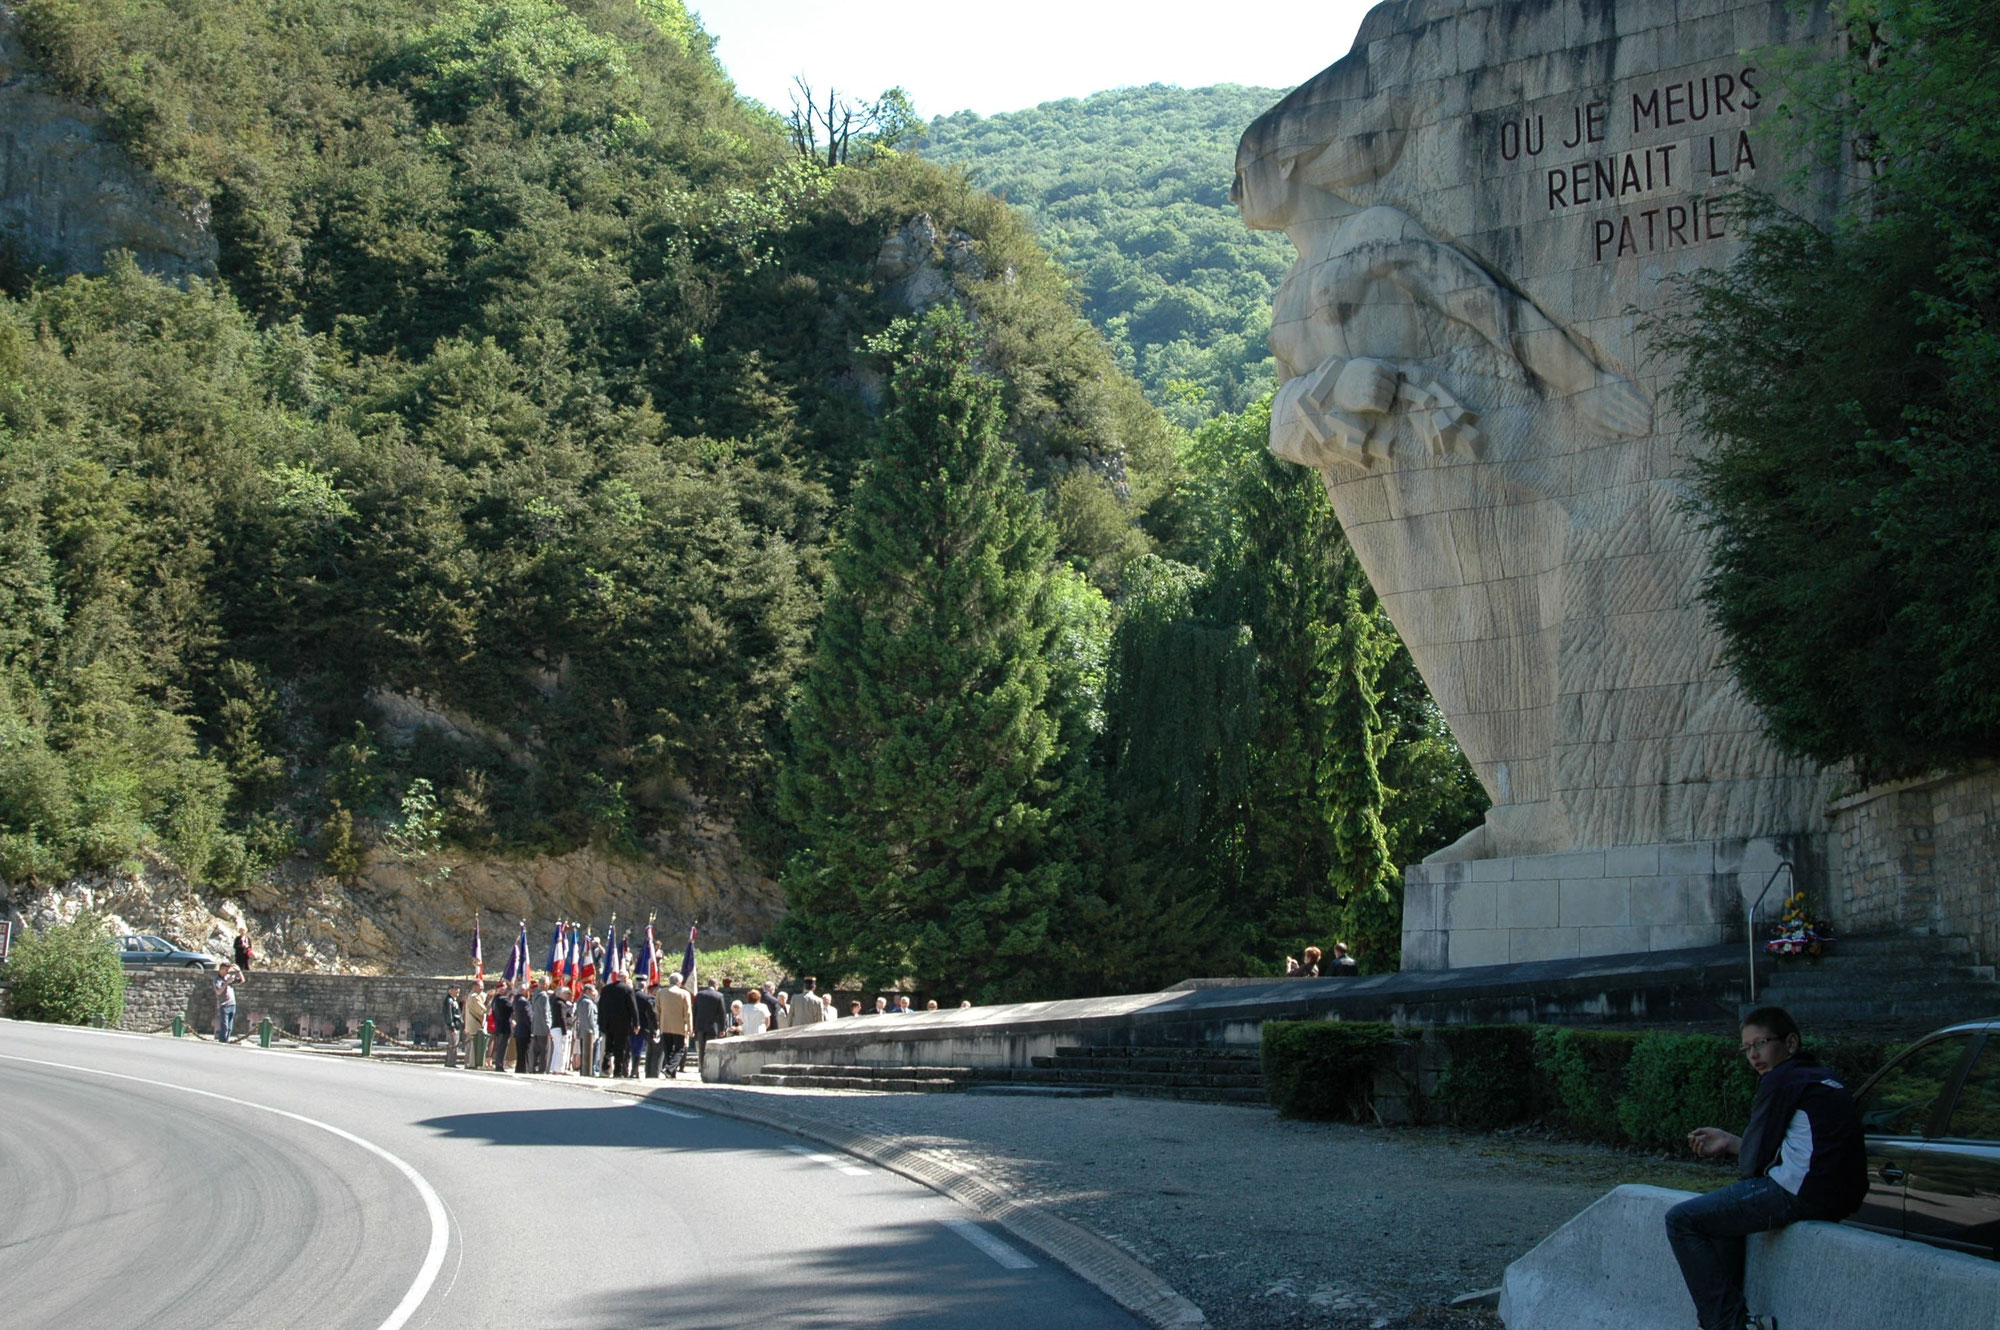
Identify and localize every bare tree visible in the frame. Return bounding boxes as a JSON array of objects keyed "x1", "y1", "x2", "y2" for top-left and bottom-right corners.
[{"x1": 785, "y1": 81, "x2": 920, "y2": 167}]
